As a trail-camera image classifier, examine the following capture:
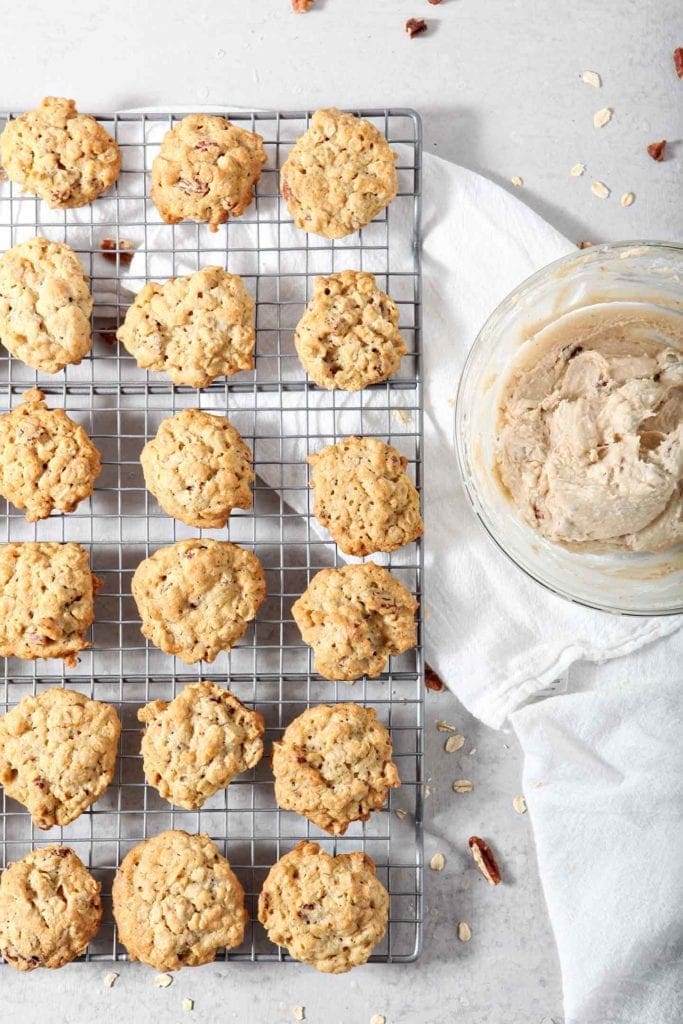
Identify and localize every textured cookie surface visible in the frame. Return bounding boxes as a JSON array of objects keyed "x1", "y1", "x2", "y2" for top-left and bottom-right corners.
[
  {"x1": 273, "y1": 703, "x2": 400, "y2": 834},
  {"x1": 0, "y1": 237, "x2": 93, "y2": 373},
  {"x1": 281, "y1": 108, "x2": 397, "y2": 238},
  {"x1": 308, "y1": 436, "x2": 423, "y2": 555},
  {"x1": 112, "y1": 830, "x2": 247, "y2": 970},
  {"x1": 292, "y1": 562, "x2": 417, "y2": 680},
  {"x1": 0, "y1": 96, "x2": 121, "y2": 208},
  {"x1": 0, "y1": 389, "x2": 100, "y2": 522},
  {"x1": 139, "y1": 681, "x2": 264, "y2": 810},
  {"x1": 151, "y1": 114, "x2": 266, "y2": 231},
  {"x1": 141, "y1": 408, "x2": 253, "y2": 528},
  {"x1": 0, "y1": 845, "x2": 102, "y2": 971},
  {"x1": 295, "y1": 271, "x2": 406, "y2": 390},
  {"x1": 132, "y1": 539, "x2": 266, "y2": 664},
  {"x1": 258, "y1": 841, "x2": 388, "y2": 973},
  {"x1": 0, "y1": 688, "x2": 120, "y2": 829},
  {"x1": 0, "y1": 542, "x2": 97, "y2": 665},
  {"x1": 117, "y1": 266, "x2": 255, "y2": 387}
]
